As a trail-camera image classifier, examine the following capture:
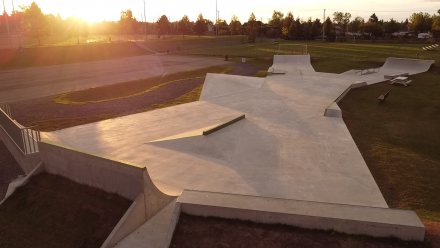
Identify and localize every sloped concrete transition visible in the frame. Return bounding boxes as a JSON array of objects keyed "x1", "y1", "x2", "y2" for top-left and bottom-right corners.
[{"x1": 35, "y1": 55, "x2": 433, "y2": 247}]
